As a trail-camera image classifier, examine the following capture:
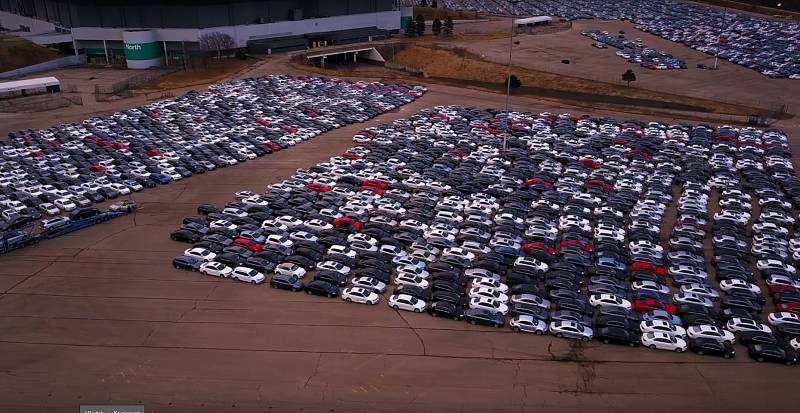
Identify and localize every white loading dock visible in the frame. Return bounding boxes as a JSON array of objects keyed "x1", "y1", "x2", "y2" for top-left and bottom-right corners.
[
  {"x1": 0, "y1": 76, "x2": 60, "y2": 98},
  {"x1": 305, "y1": 46, "x2": 385, "y2": 68}
]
